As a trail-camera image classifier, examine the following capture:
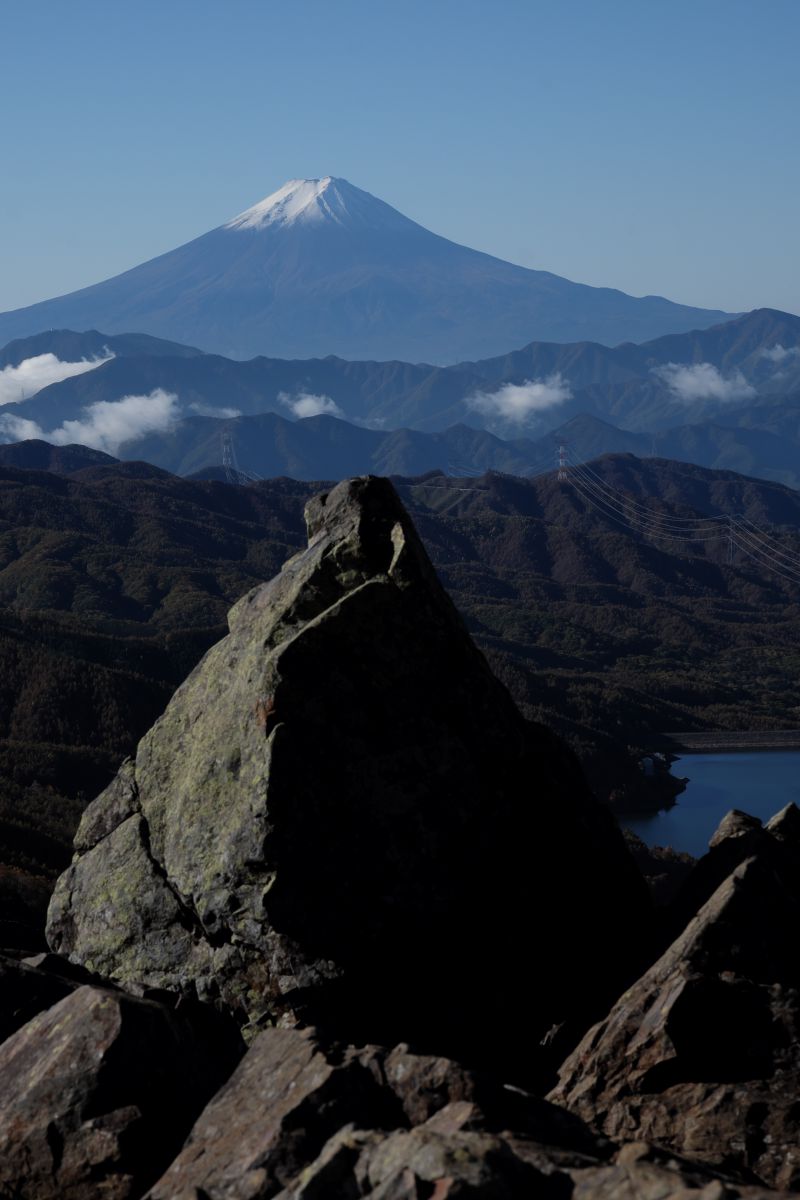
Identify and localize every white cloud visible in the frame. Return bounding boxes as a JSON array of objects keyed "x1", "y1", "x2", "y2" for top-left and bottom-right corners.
[
  {"x1": 0, "y1": 415, "x2": 45, "y2": 442},
  {"x1": 188, "y1": 401, "x2": 242, "y2": 418},
  {"x1": 0, "y1": 389, "x2": 180, "y2": 456},
  {"x1": 278, "y1": 390, "x2": 344, "y2": 419},
  {"x1": 0, "y1": 352, "x2": 114, "y2": 406},
  {"x1": 759, "y1": 344, "x2": 800, "y2": 364},
  {"x1": 652, "y1": 361, "x2": 756, "y2": 404},
  {"x1": 467, "y1": 374, "x2": 572, "y2": 425}
]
